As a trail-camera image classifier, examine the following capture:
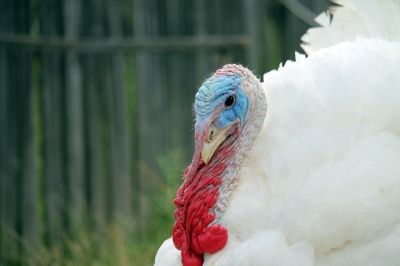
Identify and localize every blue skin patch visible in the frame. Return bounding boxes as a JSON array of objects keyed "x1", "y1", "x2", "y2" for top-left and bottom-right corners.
[{"x1": 195, "y1": 75, "x2": 248, "y2": 129}]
